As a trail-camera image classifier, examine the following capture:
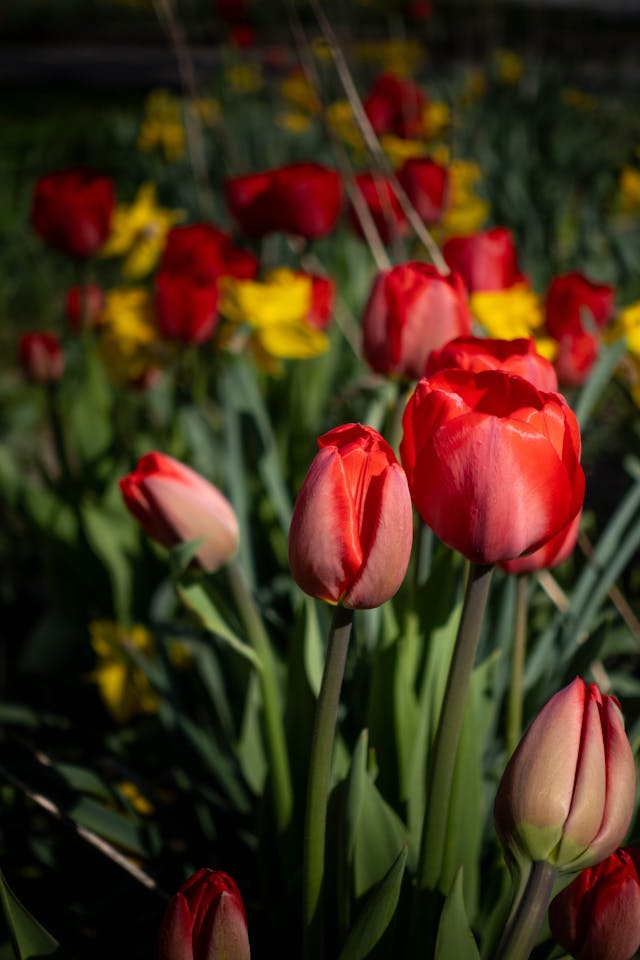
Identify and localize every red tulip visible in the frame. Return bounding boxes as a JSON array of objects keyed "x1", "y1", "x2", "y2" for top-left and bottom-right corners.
[
  {"x1": 66, "y1": 283, "x2": 105, "y2": 333},
  {"x1": 348, "y1": 173, "x2": 408, "y2": 246},
  {"x1": 548, "y1": 847, "x2": 640, "y2": 960},
  {"x1": 303, "y1": 272, "x2": 335, "y2": 331},
  {"x1": 159, "y1": 868, "x2": 250, "y2": 960},
  {"x1": 364, "y1": 73, "x2": 427, "y2": 139},
  {"x1": 225, "y1": 163, "x2": 342, "y2": 240},
  {"x1": 553, "y1": 330, "x2": 600, "y2": 387},
  {"x1": 545, "y1": 272, "x2": 614, "y2": 340},
  {"x1": 30, "y1": 167, "x2": 114, "y2": 259},
  {"x1": 500, "y1": 511, "x2": 581, "y2": 576},
  {"x1": 442, "y1": 226, "x2": 525, "y2": 293},
  {"x1": 400, "y1": 369, "x2": 585, "y2": 564},
  {"x1": 19, "y1": 332, "x2": 64, "y2": 383},
  {"x1": 396, "y1": 157, "x2": 449, "y2": 225},
  {"x1": 159, "y1": 224, "x2": 258, "y2": 285},
  {"x1": 119, "y1": 452, "x2": 239, "y2": 573},
  {"x1": 288, "y1": 423, "x2": 413, "y2": 609},
  {"x1": 362, "y1": 262, "x2": 471, "y2": 380},
  {"x1": 426, "y1": 335, "x2": 559, "y2": 393},
  {"x1": 494, "y1": 678, "x2": 636, "y2": 872},
  {"x1": 155, "y1": 272, "x2": 219, "y2": 344}
]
